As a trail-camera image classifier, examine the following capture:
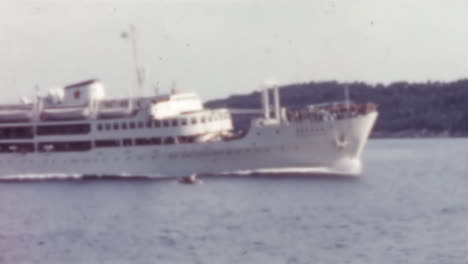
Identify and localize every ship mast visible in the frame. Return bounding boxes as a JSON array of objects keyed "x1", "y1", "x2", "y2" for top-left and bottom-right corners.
[
  {"x1": 129, "y1": 25, "x2": 144, "y2": 91},
  {"x1": 122, "y1": 24, "x2": 145, "y2": 111},
  {"x1": 261, "y1": 80, "x2": 281, "y2": 122}
]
